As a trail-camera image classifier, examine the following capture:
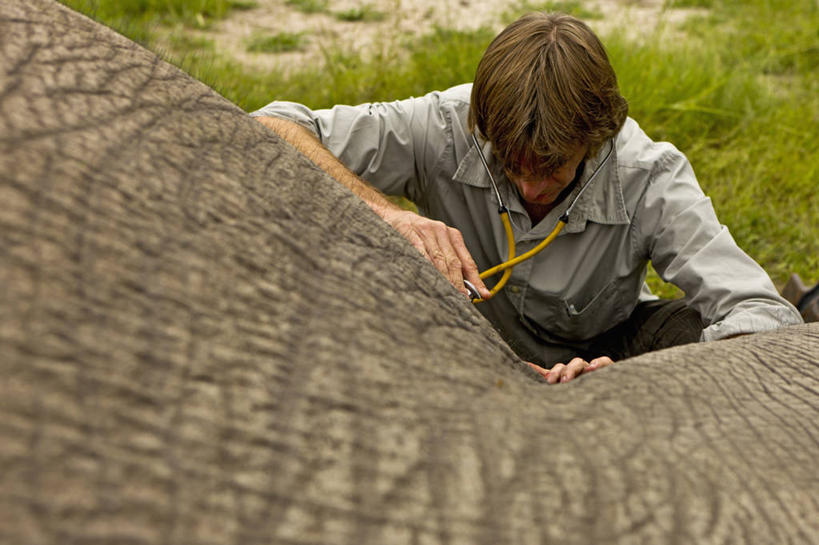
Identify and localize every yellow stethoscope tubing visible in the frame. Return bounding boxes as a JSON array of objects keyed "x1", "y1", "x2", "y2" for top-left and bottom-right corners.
[
  {"x1": 480, "y1": 217, "x2": 566, "y2": 280},
  {"x1": 469, "y1": 134, "x2": 613, "y2": 304},
  {"x1": 471, "y1": 212, "x2": 566, "y2": 304},
  {"x1": 471, "y1": 210, "x2": 516, "y2": 303}
]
